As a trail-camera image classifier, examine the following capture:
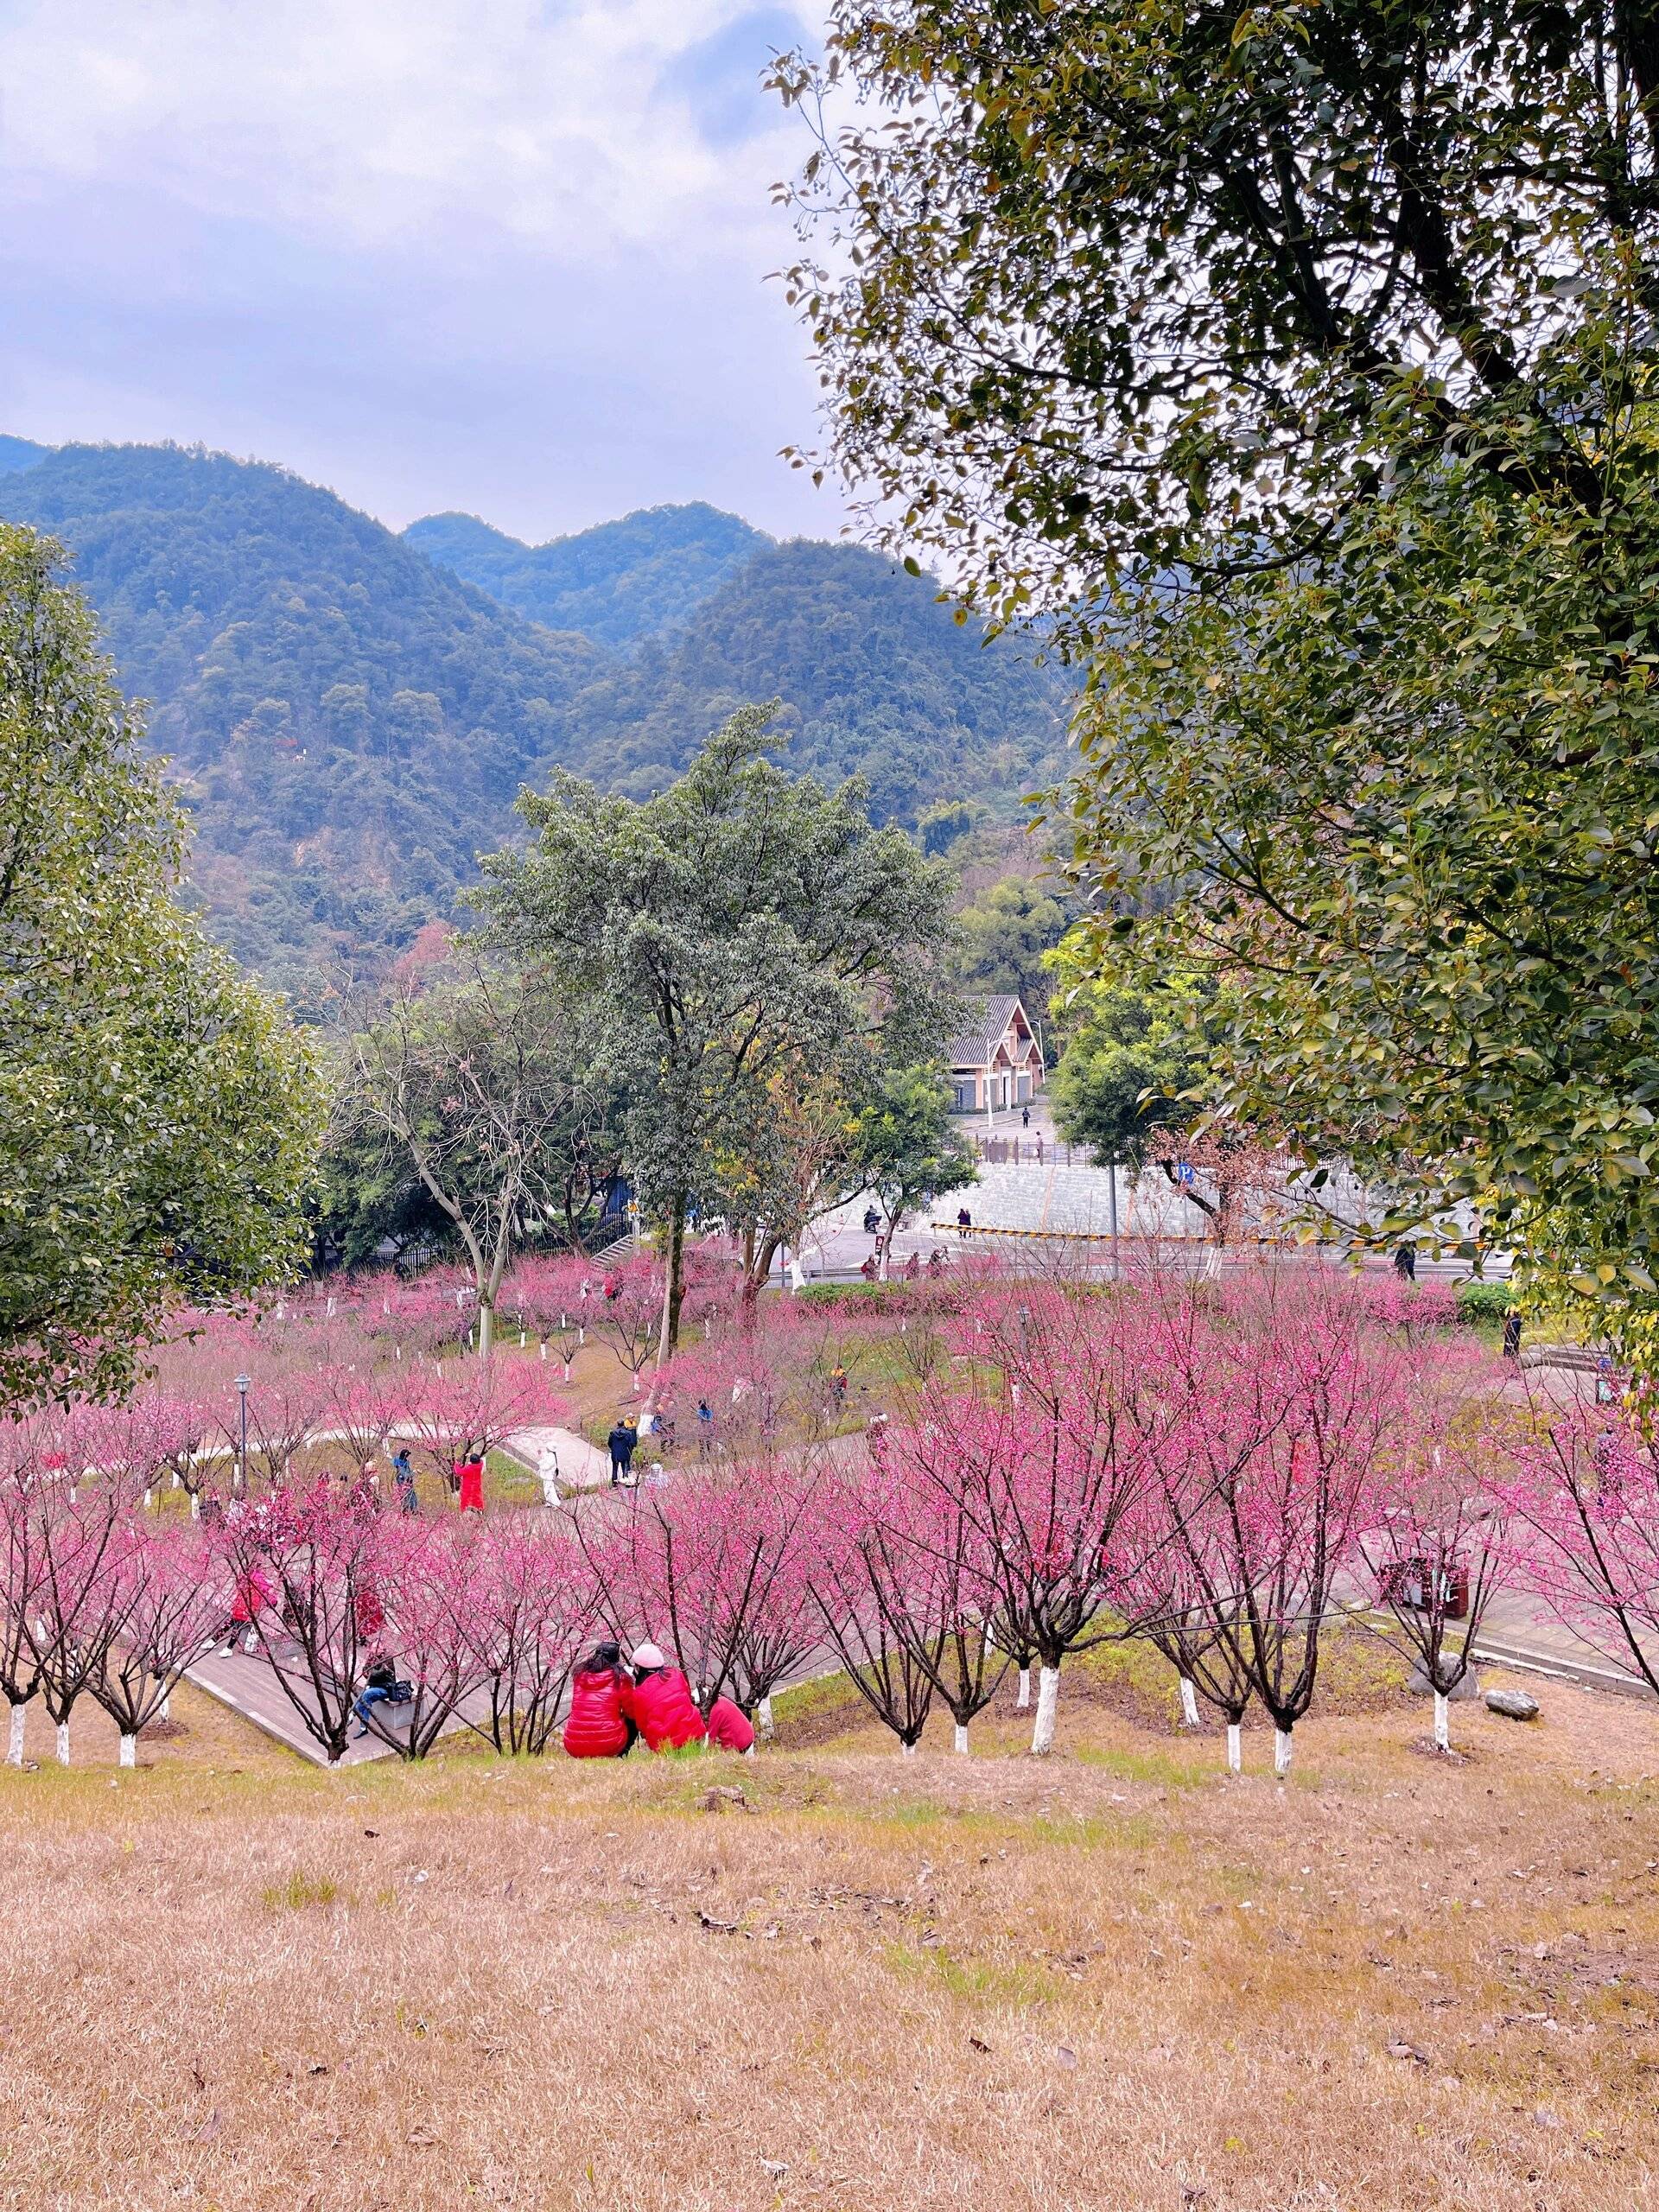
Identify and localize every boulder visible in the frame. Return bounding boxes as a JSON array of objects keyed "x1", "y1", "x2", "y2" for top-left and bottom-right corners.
[
  {"x1": 1485, "y1": 1687, "x2": 1541, "y2": 1721},
  {"x1": 1407, "y1": 1666, "x2": 1482, "y2": 1700}
]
